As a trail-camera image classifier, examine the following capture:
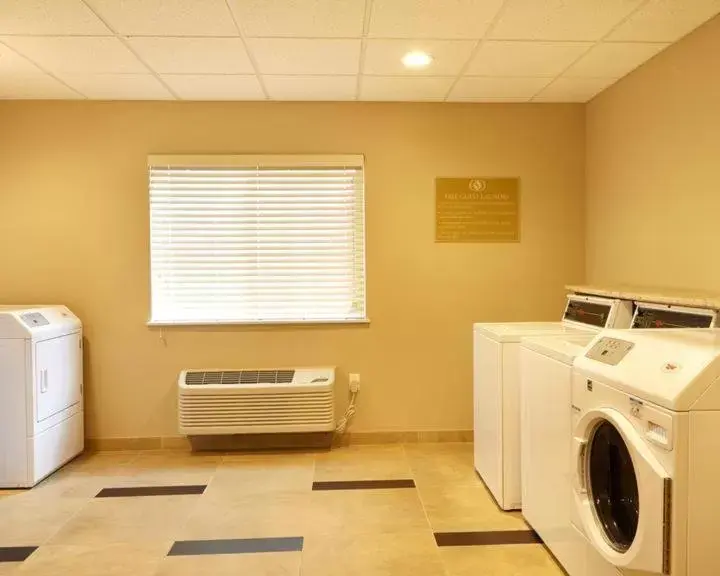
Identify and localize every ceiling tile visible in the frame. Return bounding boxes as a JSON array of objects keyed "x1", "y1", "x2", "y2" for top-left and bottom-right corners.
[
  {"x1": 1, "y1": 36, "x2": 147, "y2": 74},
  {"x1": 532, "y1": 77, "x2": 616, "y2": 102},
  {"x1": 0, "y1": 42, "x2": 82, "y2": 99},
  {"x1": 466, "y1": 40, "x2": 591, "y2": 77},
  {"x1": 0, "y1": 72, "x2": 82, "y2": 99},
  {"x1": 249, "y1": 39, "x2": 360, "y2": 75},
  {"x1": 264, "y1": 75, "x2": 356, "y2": 100},
  {"x1": 0, "y1": 0, "x2": 111, "y2": 35},
  {"x1": 162, "y1": 74, "x2": 265, "y2": 100},
  {"x1": 607, "y1": 0, "x2": 720, "y2": 42},
  {"x1": 0, "y1": 42, "x2": 42, "y2": 74},
  {"x1": 127, "y1": 37, "x2": 254, "y2": 74},
  {"x1": 227, "y1": 0, "x2": 365, "y2": 38},
  {"x1": 60, "y1": 73, "x2": 173, "y2": 99},
  {"x1": 369, "y1": 0, "x2": 505, "y2": 39},
  {"x1": 363, "y1": 39, "x2": 475, "y2": 76},
  {"x1": 84, "y1": 0, "x2": 237, "y2": 36},
  {"x1": 450, "y1": 76, "x2": 550, "y2": 99},
  {"x1": 490, "y1": 0, "x2": 645, "y2": 41},
  {"x1": 564, "y1": 42, "x2": 668, "y2": 78},
  {"x1": 359, "y1": 76, "x2": 453, "y2": 101}
]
